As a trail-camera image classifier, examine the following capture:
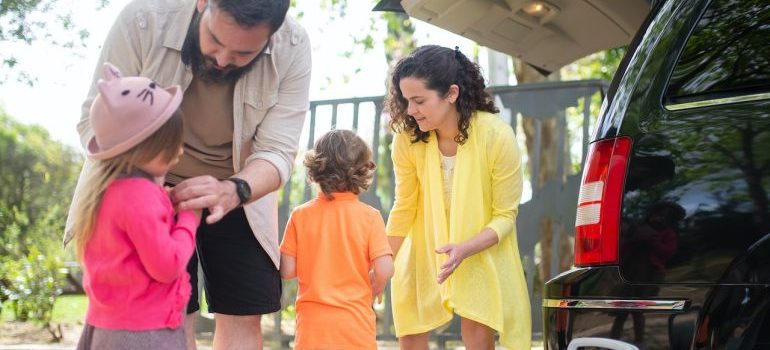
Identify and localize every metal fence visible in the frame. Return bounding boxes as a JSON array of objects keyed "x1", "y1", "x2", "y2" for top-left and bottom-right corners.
[{"x1": 253, "y1": 80, "x2": 608, "y2": 347}]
